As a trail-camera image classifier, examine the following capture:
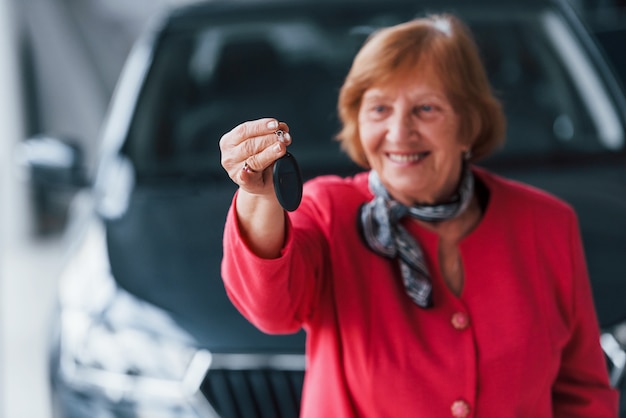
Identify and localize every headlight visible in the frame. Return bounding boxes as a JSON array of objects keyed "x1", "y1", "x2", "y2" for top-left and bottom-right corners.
[
  {"x1": 54, "y1": 221, "x2": 218, "y2": 416},
  {"x1": 601, "y1": 322, "x2": 626, "y2": 387}
]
